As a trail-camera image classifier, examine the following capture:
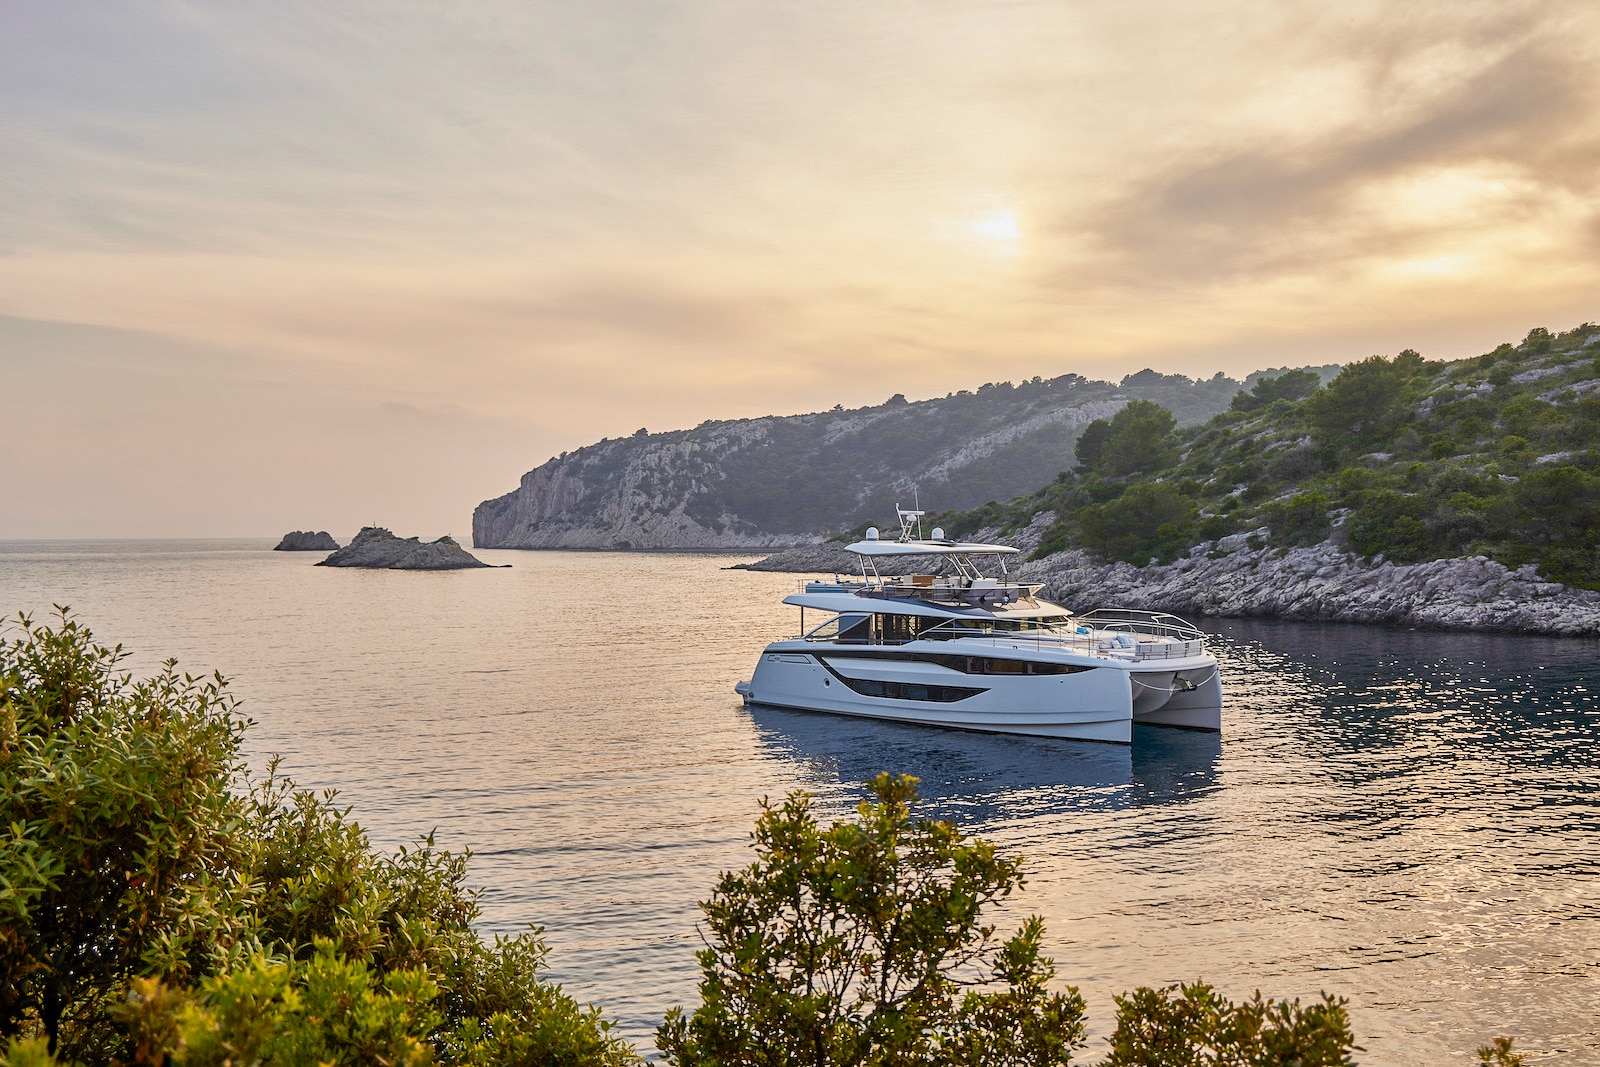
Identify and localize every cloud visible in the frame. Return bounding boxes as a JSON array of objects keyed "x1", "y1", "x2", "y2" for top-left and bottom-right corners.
[{"x1": 1078, "y1": 27, "x2": 1600, "y2": 286}]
